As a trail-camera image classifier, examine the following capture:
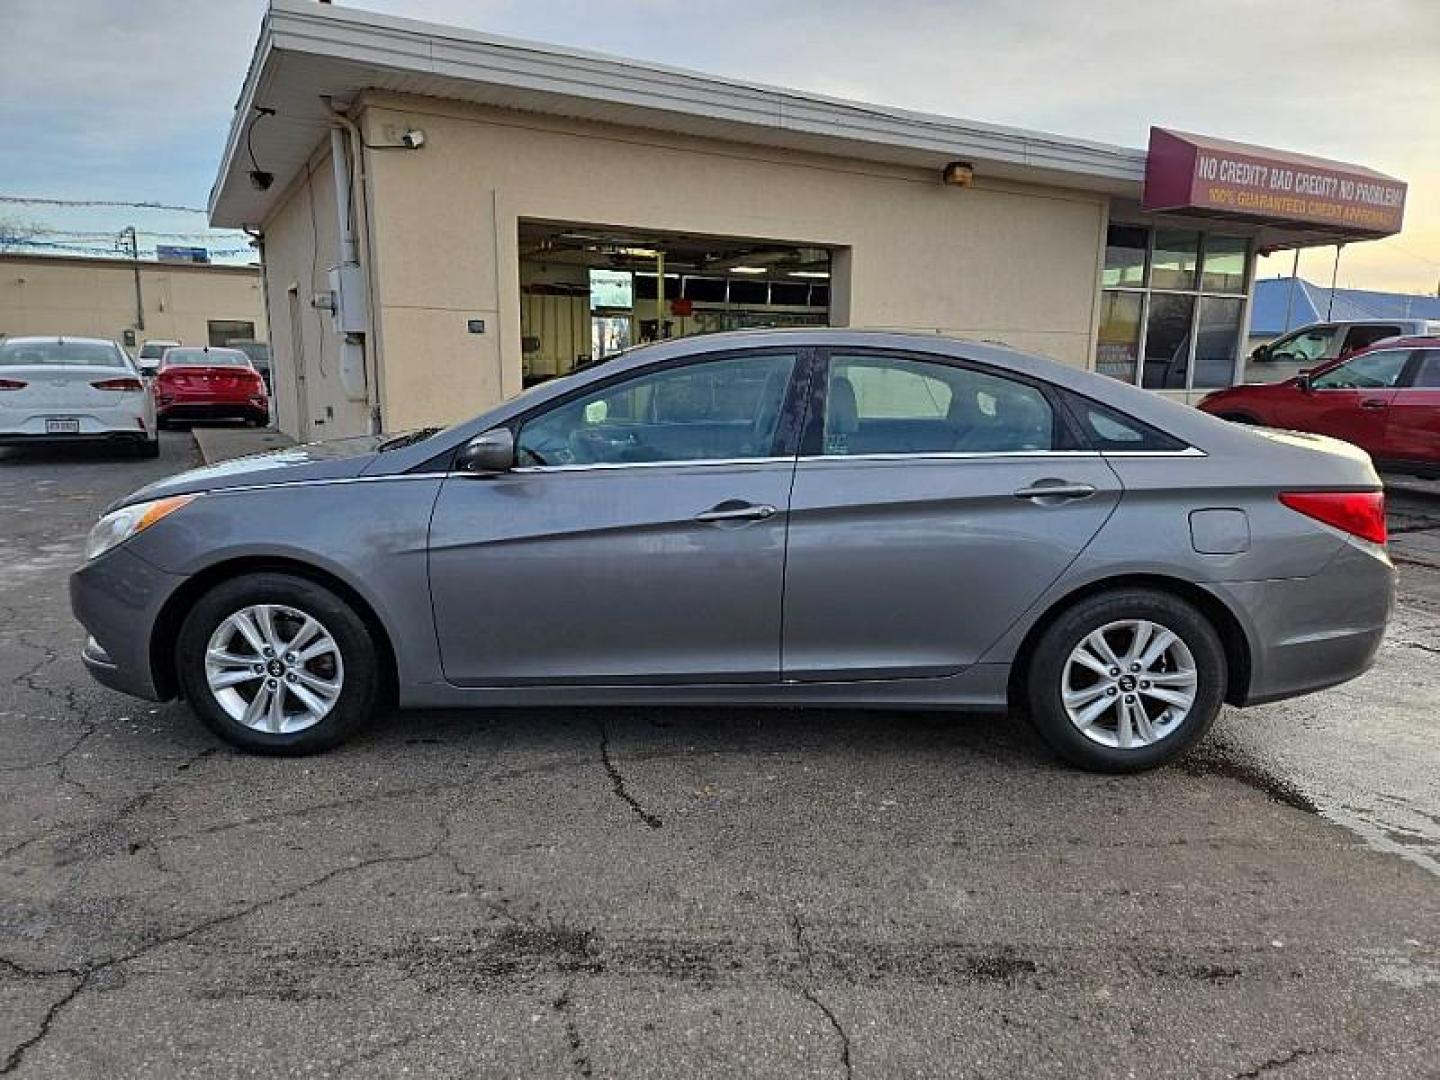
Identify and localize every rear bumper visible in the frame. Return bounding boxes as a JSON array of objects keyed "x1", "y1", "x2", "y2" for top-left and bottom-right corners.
[
  {"x1": 158, "y1": 402, "x2": 266, "y2": 422},
  {"x1": 1206, "y1": 540, "x2": 1394, "y2": 707},
  {"x1": 70, "y1": 546, "x2": 186, "y2": 702},
  {"x1": 0, "y1": 405, "x2": 153, "y2": 442}
]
